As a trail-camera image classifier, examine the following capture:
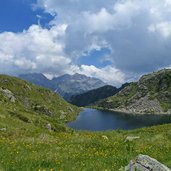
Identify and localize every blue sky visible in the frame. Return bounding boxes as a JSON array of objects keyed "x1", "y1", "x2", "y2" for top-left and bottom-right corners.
[
  {"x1": 78, "y1": 48, "x2": 112, "y2": 68},
  {"x1": 0, "y1": 0, "x2": 53, "y2": 32},
  {"x1": 0, "y1": 0, "x2": 171, "y2": 86}
]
